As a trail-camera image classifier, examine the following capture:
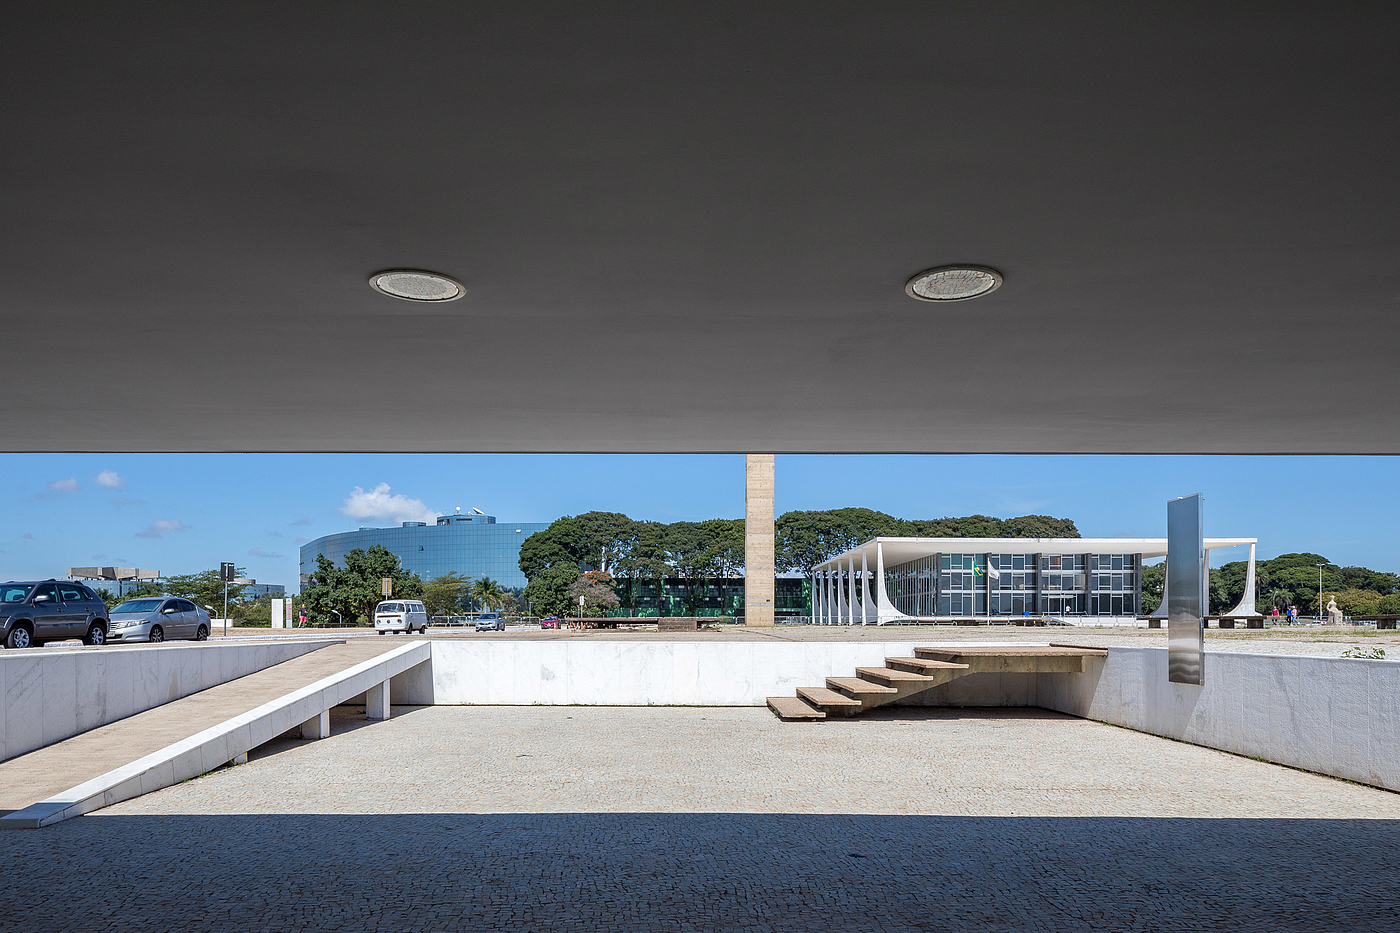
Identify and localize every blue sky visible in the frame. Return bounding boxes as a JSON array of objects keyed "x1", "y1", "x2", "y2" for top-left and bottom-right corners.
[{"x1": 2, "y1": 454, "x2": 1397, "y2": 588}]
